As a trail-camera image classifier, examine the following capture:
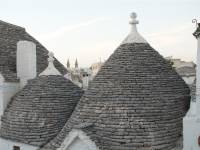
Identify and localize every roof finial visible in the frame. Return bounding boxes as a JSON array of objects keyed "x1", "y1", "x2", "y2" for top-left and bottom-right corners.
[
  {"x1": 39, "y1": 52, "x2": 61, "y2": 76},
  {"x1": 129, "y1": 12, "x2": 139, "y2": 26},
  {"x1": 193, "y1": 19, "x2": 200, "y2": 39},
  {"x1": 121, "y1": 12, "x2": 147, "y2": 44}
]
